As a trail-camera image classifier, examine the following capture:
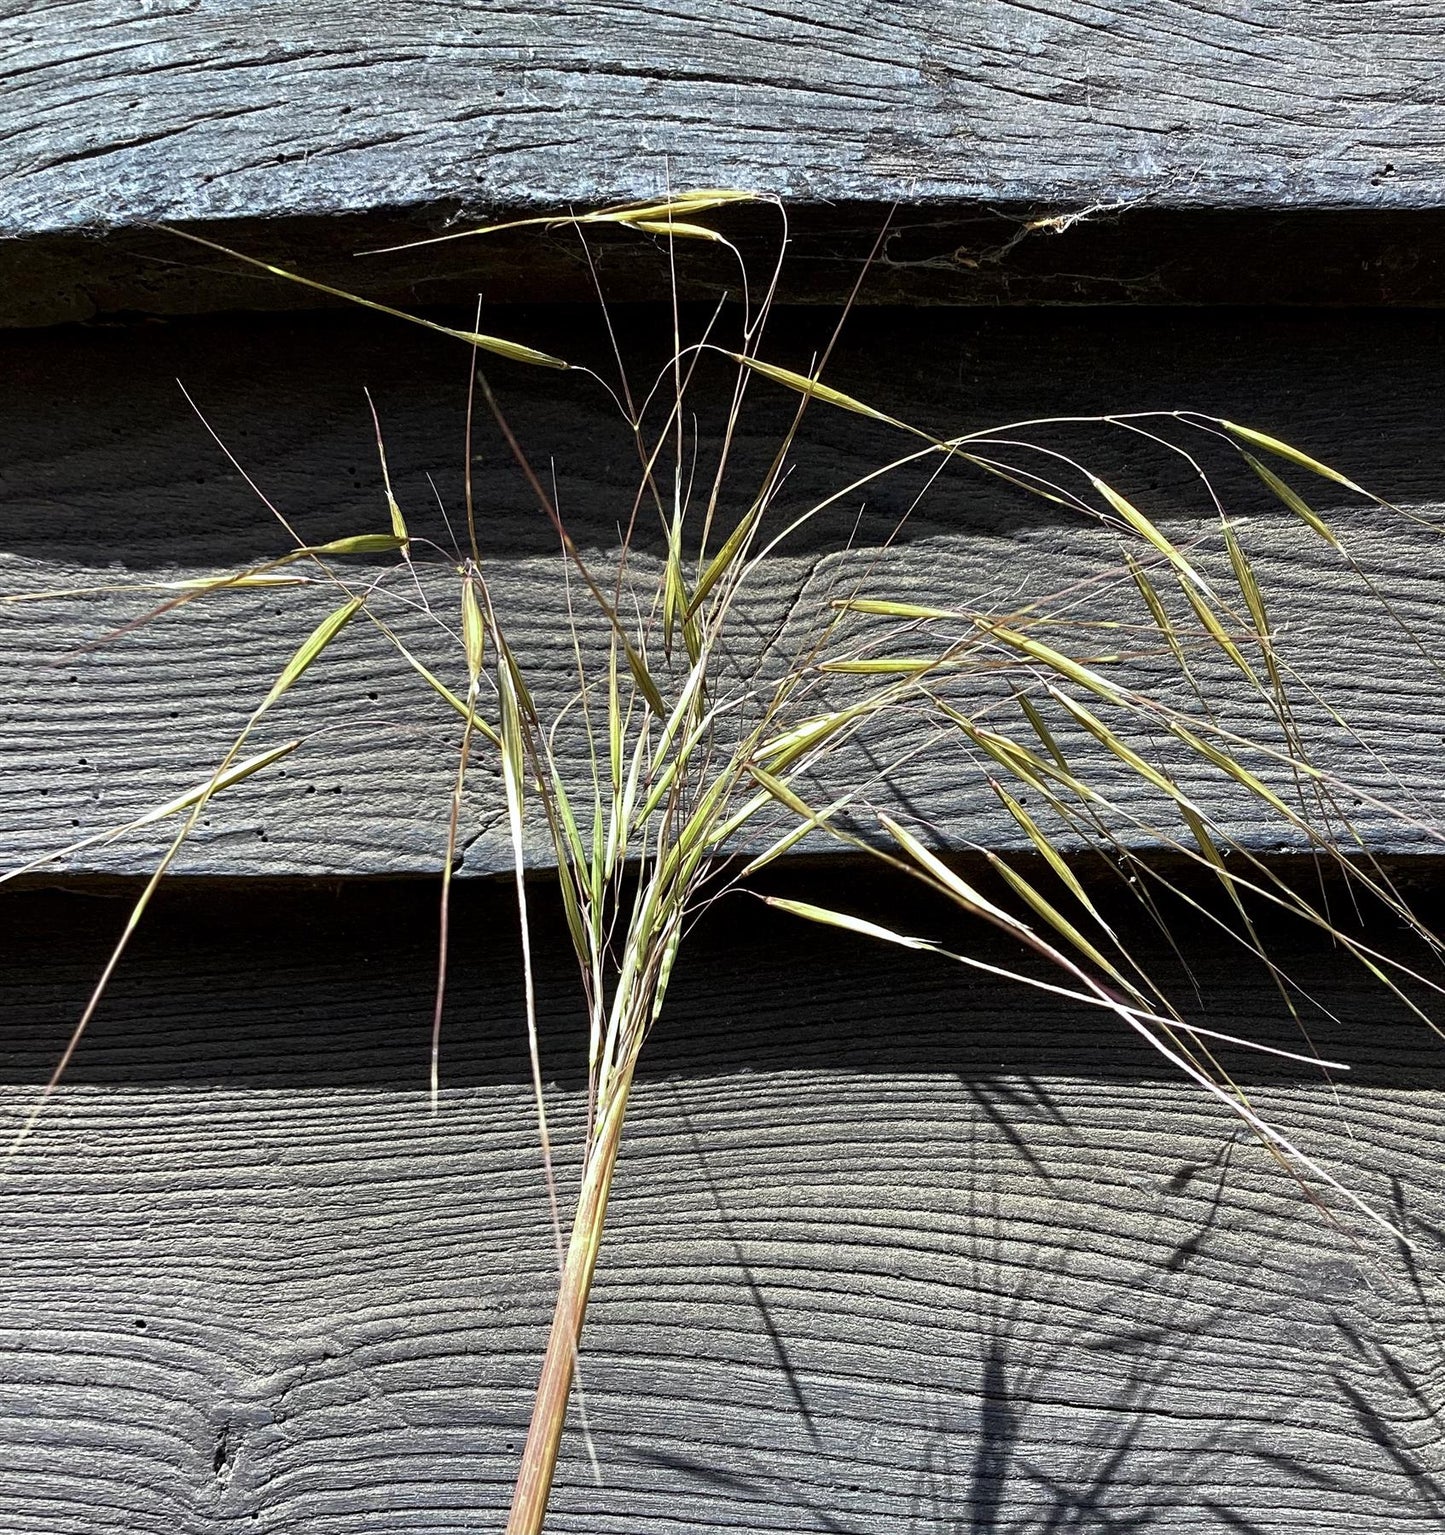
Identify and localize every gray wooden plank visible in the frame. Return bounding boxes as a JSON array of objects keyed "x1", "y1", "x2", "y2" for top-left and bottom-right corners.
[
  {"x1": 4, "y1": 305, "x2": 1445, "y2": 878},
  {"x1": 5, "y1": 0, "x2": 1442, "y2": 233},
  {"x1": 2, "y1": 876, "x2": 1444, "y2": 1531},
  {"x1": 10, "y1": 524, "x2": 1445, "y2": 878},
  {"x1": 3, "y1": 3, "x2": 1445, "y2": 322}
]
